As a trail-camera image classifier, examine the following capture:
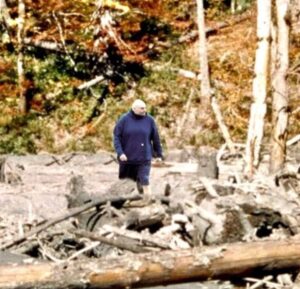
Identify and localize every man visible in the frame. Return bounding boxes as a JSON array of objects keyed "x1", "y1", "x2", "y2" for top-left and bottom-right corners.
[{"x1": 113, "y1": 99, "x2": 163, "y2": 198}]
